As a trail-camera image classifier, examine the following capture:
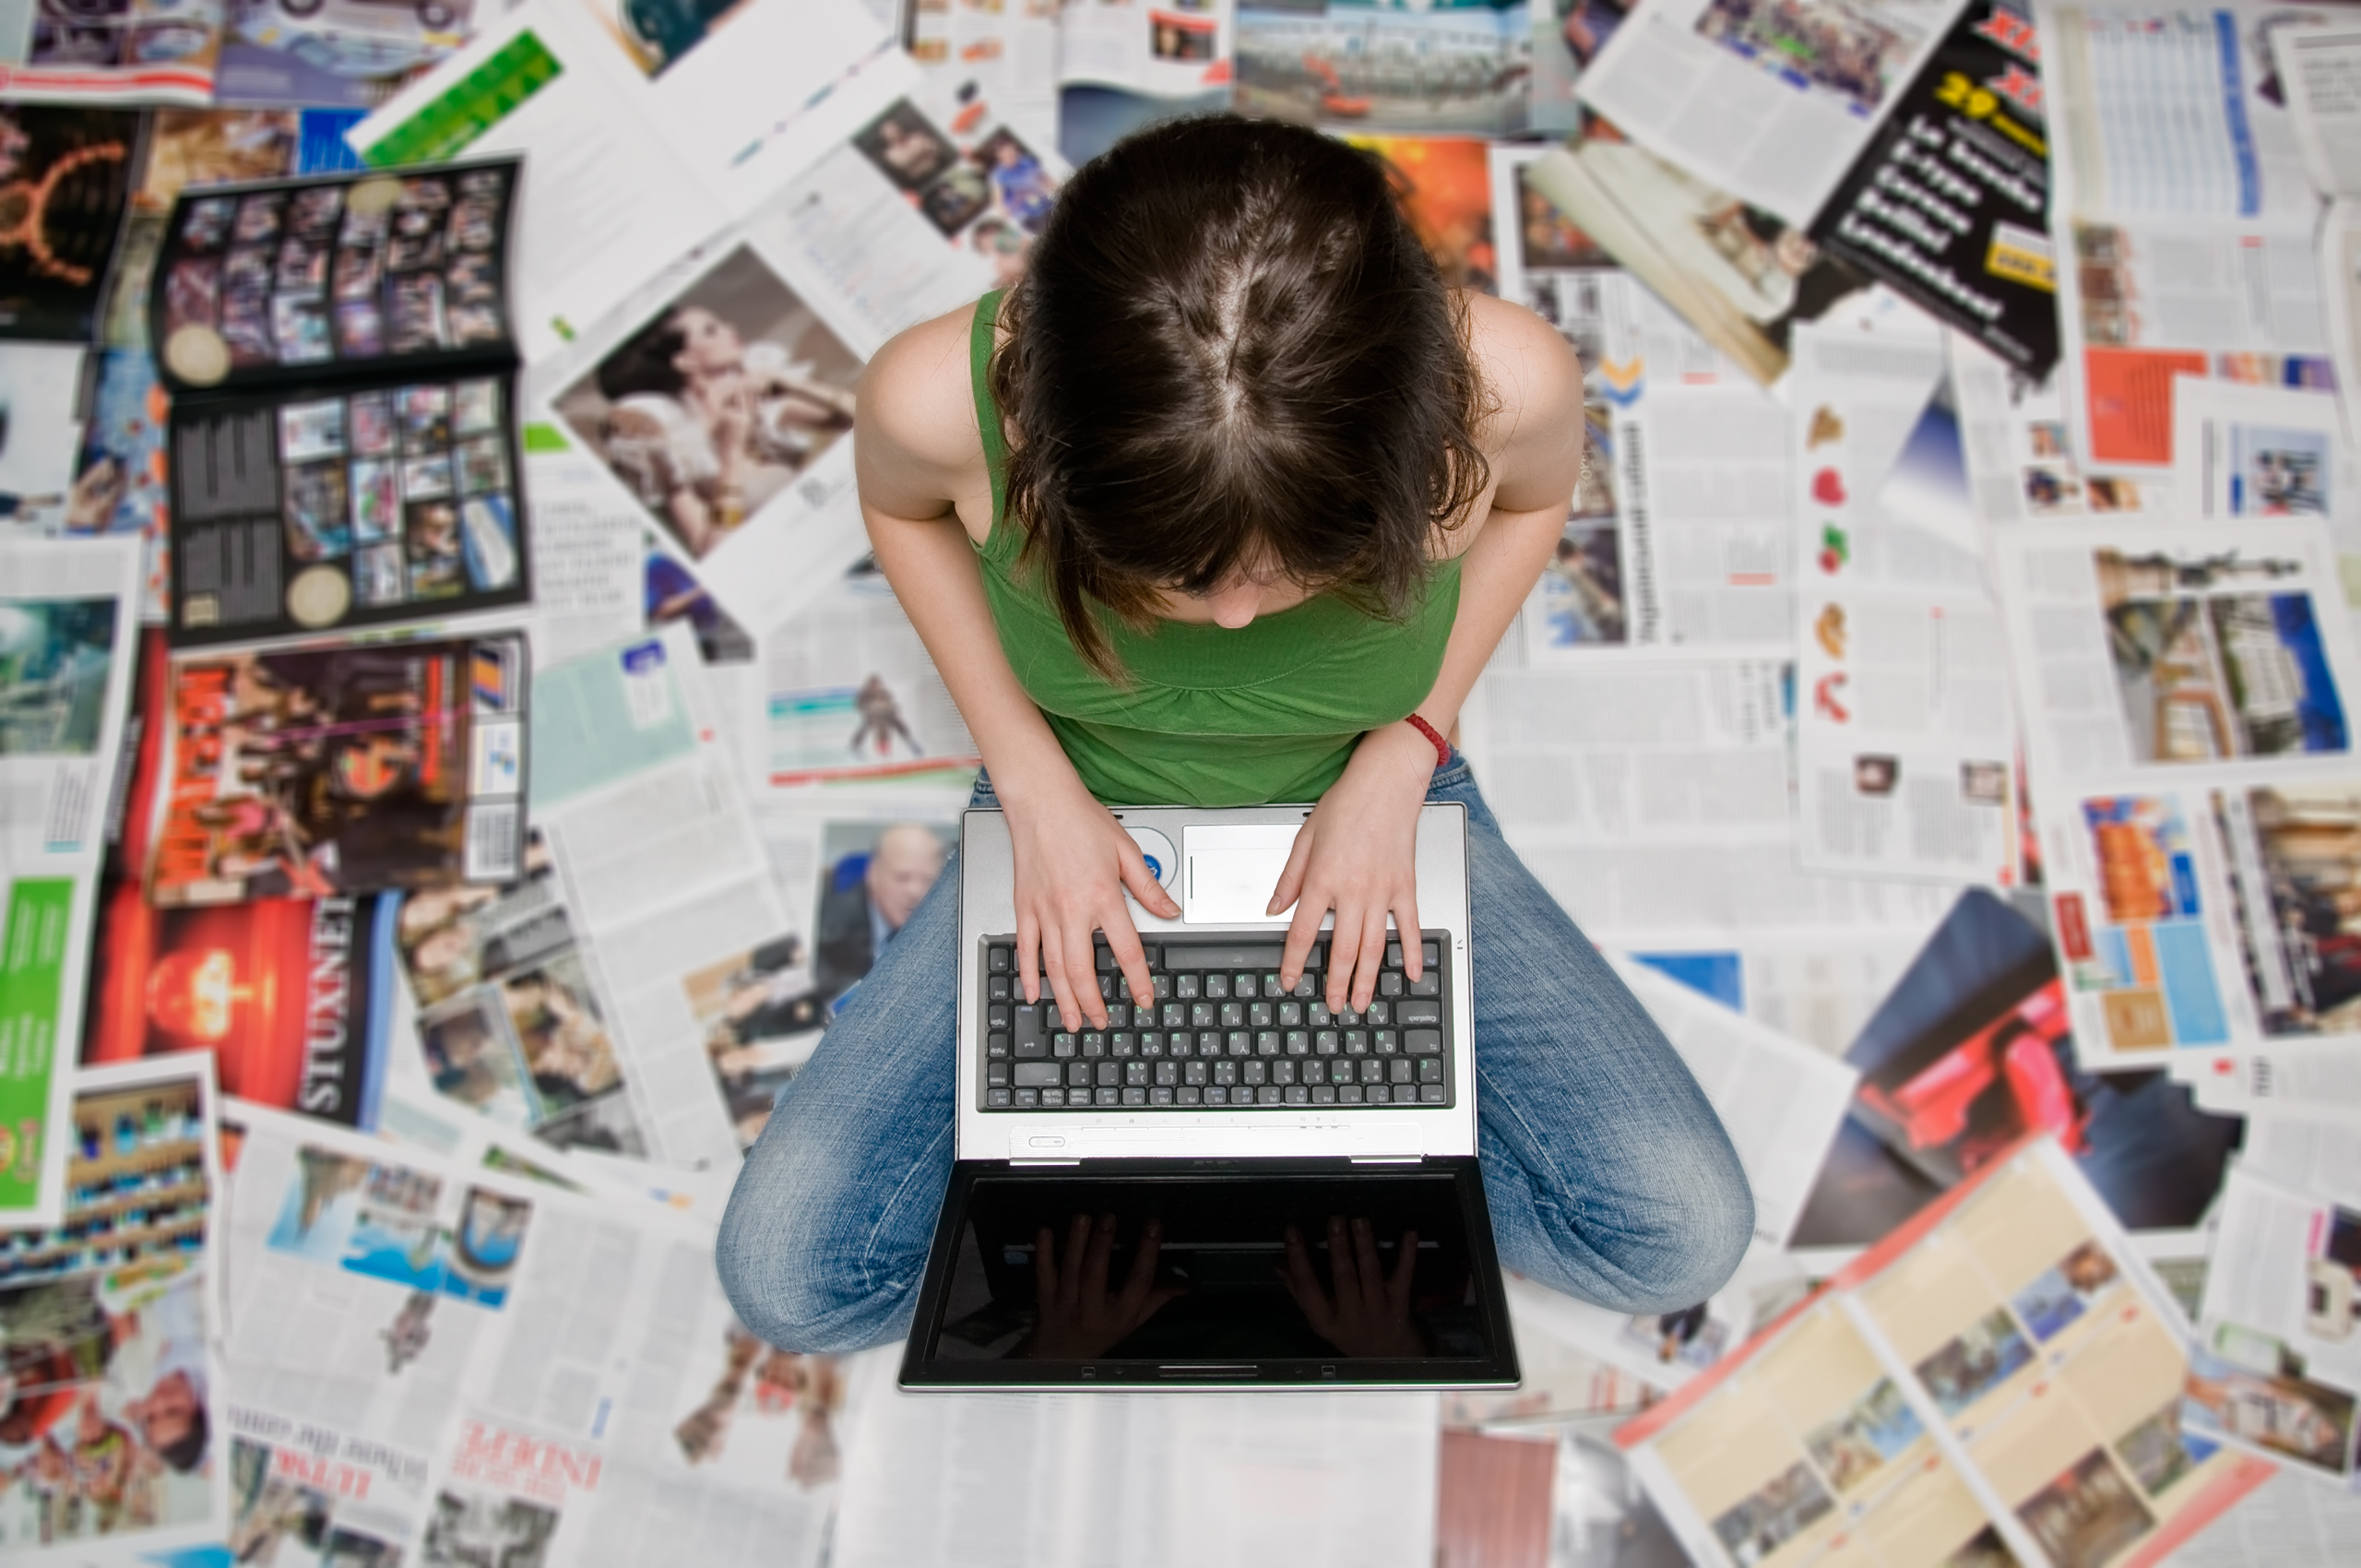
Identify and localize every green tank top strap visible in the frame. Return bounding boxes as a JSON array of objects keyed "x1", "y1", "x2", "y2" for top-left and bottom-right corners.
[{"x1": 970, "y1": 290, "x2": 1013, "y2": 551}]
